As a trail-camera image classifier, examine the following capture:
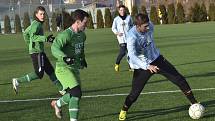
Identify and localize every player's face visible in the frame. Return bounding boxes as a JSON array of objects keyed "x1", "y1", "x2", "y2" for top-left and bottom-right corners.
[
  {"x1": 36, "y1": 10, "x2": 45, "y2": 22},
  {"x1": 119, "y1": 7, "x2": 126, "y2": 16},
  {"x1": 78, "y1": 17, "x2": 88, "y2": 31},
  {"x1": 138, "y1": 23, "x2": 149, "y2": 33}
]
